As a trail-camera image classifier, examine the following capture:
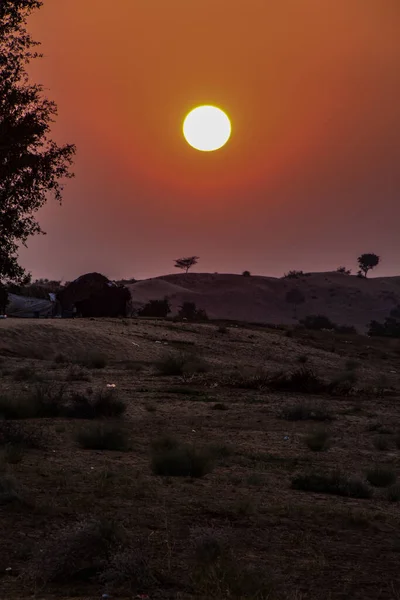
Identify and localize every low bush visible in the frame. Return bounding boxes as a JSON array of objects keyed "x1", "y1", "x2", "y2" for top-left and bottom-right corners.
[
  {"x1": 366, "y1": 467, "x2": 396, "y2": 488},
  {"x1": 292, "y1": 472, "x2": 372, "y2": 499},
  {"x1": 156, "y1": 352, "x2": 208, "y2": 376},
  {"x1": 374, "y1": 436, "x2": 391, "y2": 451},
  {"x1": 64, "y1": 390, "x2": 126, "y2": 419},
  {"x1": 151, "y1": 437, "x2": 213, "y2": 477},
  {"x1": 387, "y1": 484, "x2": 400, "y2": 502},
  {"x1": 282, "y1": 403, "x2": 332, "y2": 422},
  {"x1": 25, "y1": 518, "x2": 124, "y2": 584},
  {"x1": 305, "y1": 429, "x2": 331, "y2": 451},
  {"x1": 76, "y1": 424, "x2": 130, "y2": 451},
  {"x1": 76, "y1": 352, "x2": 107, "y2": 369}
]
